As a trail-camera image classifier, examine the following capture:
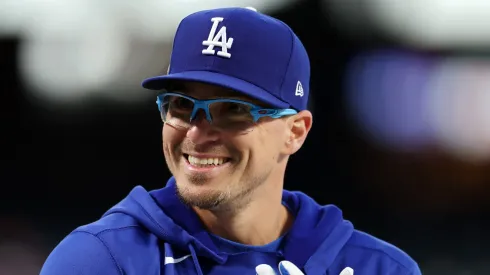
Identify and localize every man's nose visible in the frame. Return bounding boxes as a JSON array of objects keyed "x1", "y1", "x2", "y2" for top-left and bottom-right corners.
[{"x1": 186, "y1": 110, "x2": 220, "y2": 144}]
